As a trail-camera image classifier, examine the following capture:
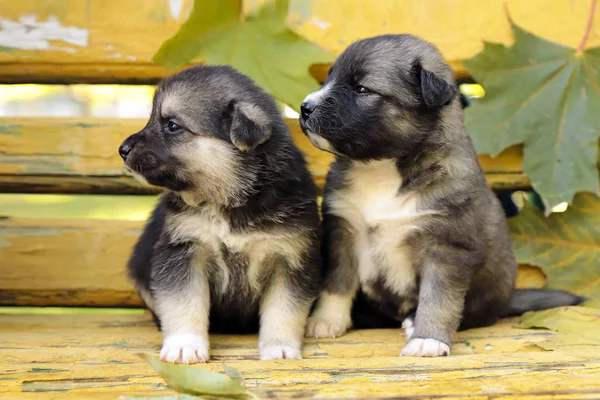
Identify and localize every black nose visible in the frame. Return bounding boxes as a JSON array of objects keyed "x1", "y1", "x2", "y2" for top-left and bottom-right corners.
[
  {"x1": 119, "y1": 142, "x2": 132, "y2": 161},
  {"x1": 300, "y1": 101, "x2": 315, "y2": 120}
]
